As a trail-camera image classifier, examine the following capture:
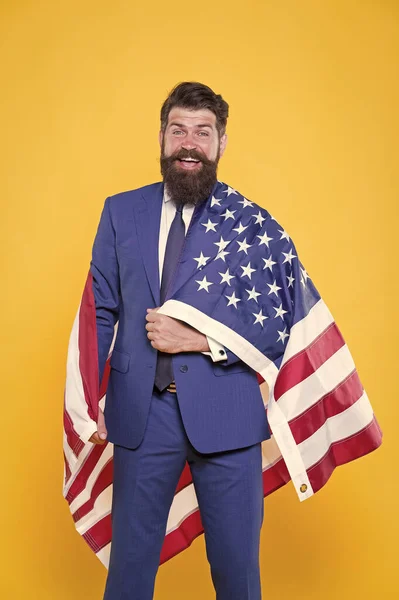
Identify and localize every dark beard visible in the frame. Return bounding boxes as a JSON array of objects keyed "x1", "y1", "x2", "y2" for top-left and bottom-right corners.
[{"x1": 160, "y1": 144, "x2": 219, "y2": 208}]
